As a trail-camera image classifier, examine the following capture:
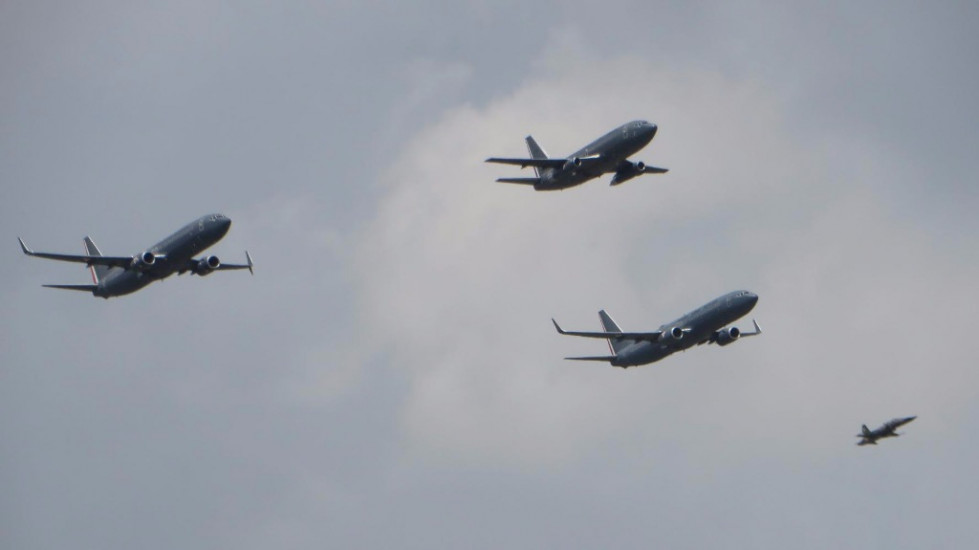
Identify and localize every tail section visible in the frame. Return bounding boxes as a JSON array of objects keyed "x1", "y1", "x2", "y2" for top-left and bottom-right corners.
[
  {"x1": 525, "y1": 136, "x2": 548, "y2": 178},
  {"x1": 862, "y1": 425, "x2": 871, "y2": 436},
  {"x1": 598, "y1": 310, "x2": 633, "y2": 355},
  {"x1": 83, "y1": 236, "x2": 109, "y2": 283}
]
